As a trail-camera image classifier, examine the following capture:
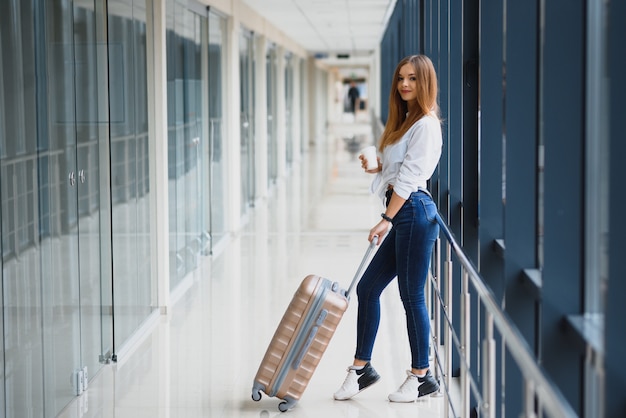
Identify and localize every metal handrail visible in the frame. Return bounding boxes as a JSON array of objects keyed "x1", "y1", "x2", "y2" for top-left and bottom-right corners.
[{"x1": 430, "y1": 213, "x2": 578, "y2": 418}]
